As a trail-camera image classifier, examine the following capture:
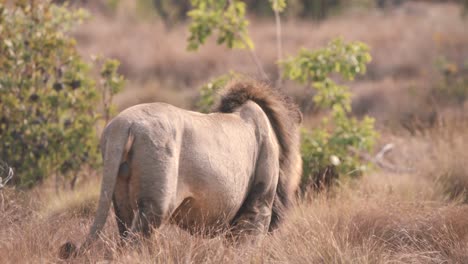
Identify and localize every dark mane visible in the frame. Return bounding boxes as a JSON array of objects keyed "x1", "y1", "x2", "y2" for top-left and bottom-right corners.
[{"x1": 216, "y1": 80, "x2": 302, "y2": 231}]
